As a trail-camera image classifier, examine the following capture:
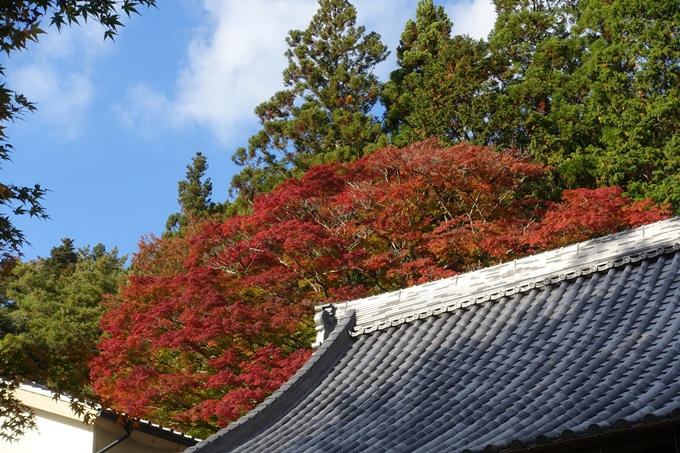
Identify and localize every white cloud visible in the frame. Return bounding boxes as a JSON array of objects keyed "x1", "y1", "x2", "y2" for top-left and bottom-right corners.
[
  {"x1": 121, "y1": 0, "x2": 497, "y2": 145},
  {"x1": 13, "y1": 66, "x2": 94, "y2": 139},
  {"x1": 448, "y1": 0, "x2": 497, "y2": 39},
  {"x1": 8, "y1": 23, "x2": 111, "y2": 139},
  {"x1": 170, "y1": 0, "x2": 319, "y2": 143},
  {"x1": 114, "y1": 84, "x2": 175, "y2": 139}
]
